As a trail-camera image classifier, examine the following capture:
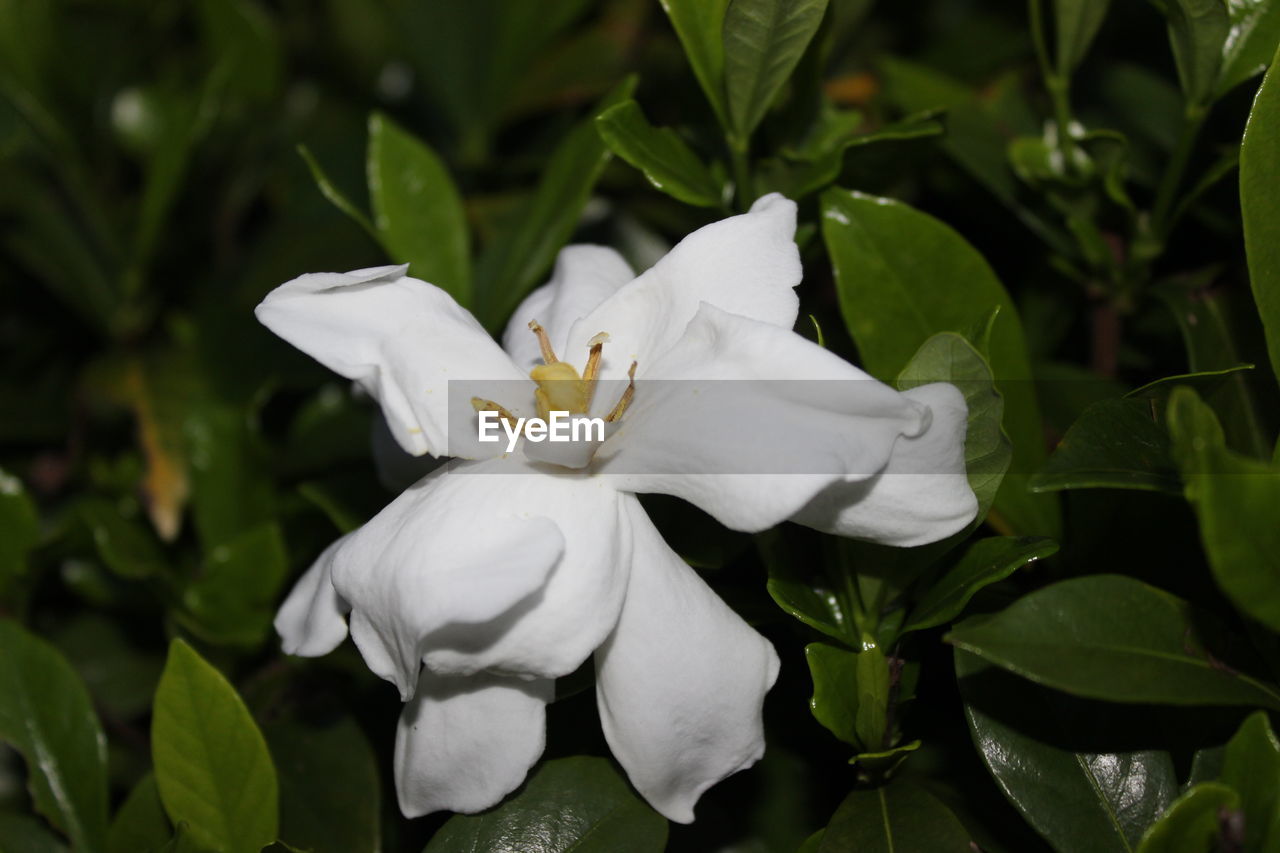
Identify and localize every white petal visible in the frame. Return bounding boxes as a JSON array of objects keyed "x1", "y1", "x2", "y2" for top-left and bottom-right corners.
[
  {"x1": 420, "y1": 459, "x2": 632, "y2": 681},
  {"x1": 563, "y1": 194, "x2": 801, "y2": 381},
  {"x1": 331, "y1": 456, "x2": 632, "y2": 694},
  {"x1": 595, "y1": 303, "x2": 933, "y2": 532},
  {"x1": 502, "y1": 245, "x2": 635, "y2": 372},
  {"x1": 274, "y1": 534, "x2": 351, "y2": 657},
  {"x1": 595, "y1": 499, "x2": 779, "y2": 823},
  {"x1": 395, "y1": 669, "x2": 553, "y2": 817},
  {"x1": 793, "y1": 382, "x2": 979, "y2": 546},
  {"x1": 255, "y1": 265, "x2": 529, "y2": 458}
]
